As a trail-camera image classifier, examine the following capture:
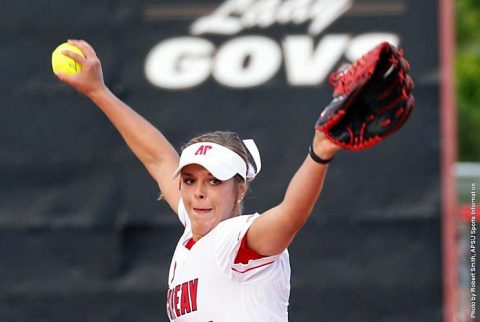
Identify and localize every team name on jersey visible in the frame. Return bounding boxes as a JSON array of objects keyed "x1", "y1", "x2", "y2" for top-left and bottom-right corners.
[{"x1": 166, "y1": 278, "x2": 199, "y2": 319}]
